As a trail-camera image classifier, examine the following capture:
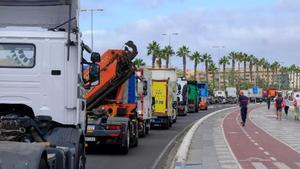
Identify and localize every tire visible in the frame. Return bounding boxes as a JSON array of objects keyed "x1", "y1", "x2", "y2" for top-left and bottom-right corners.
[
  {"x1": 121, "y1": 132, "x2": 130, "y2": 154},
  {"x1": 139, "y1": 123, "x2": 146, "y2": 138},
  {"x1": 38, "y1": 158, "x2": 48, "y2": 169},
  {"x1": 77, "y1": 143, "x2": 86, "y2": 169},
  {"x1": 131, "y1": 124, "x2": 139, "y2": 147}
]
